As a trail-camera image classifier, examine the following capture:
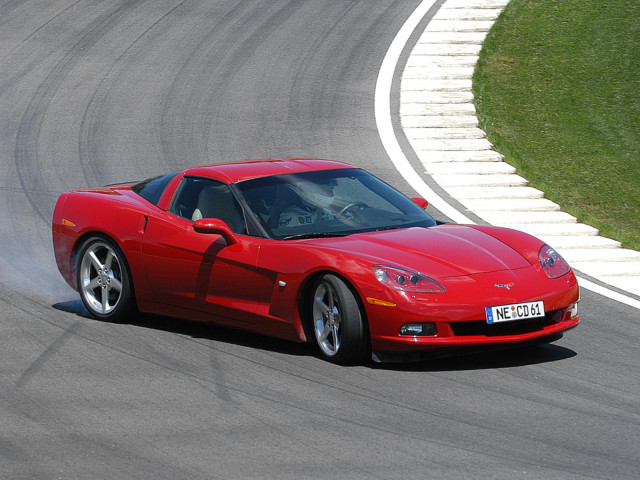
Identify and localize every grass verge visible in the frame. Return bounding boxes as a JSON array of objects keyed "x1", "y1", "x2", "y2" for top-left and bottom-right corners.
[{"x1": 473, "y1": 0, "x2": 640, "y2": 251}]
